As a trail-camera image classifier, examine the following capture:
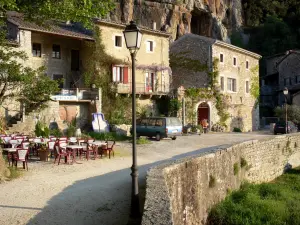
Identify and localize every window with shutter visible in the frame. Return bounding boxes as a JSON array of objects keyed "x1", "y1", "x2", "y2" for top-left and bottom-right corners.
[
  {"x1": 227, "y1": 78, "x2": 237, "y2": 92},
  {"x1": 112, "y1": 66, "x2": 128, "y2": 83}
]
